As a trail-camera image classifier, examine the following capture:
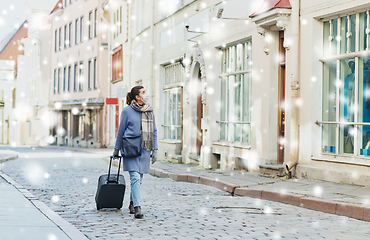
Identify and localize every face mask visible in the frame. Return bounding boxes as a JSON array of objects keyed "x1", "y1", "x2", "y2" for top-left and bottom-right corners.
[{"x1": 142, "y1": 93, "x2": 149, "y2": 103}]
